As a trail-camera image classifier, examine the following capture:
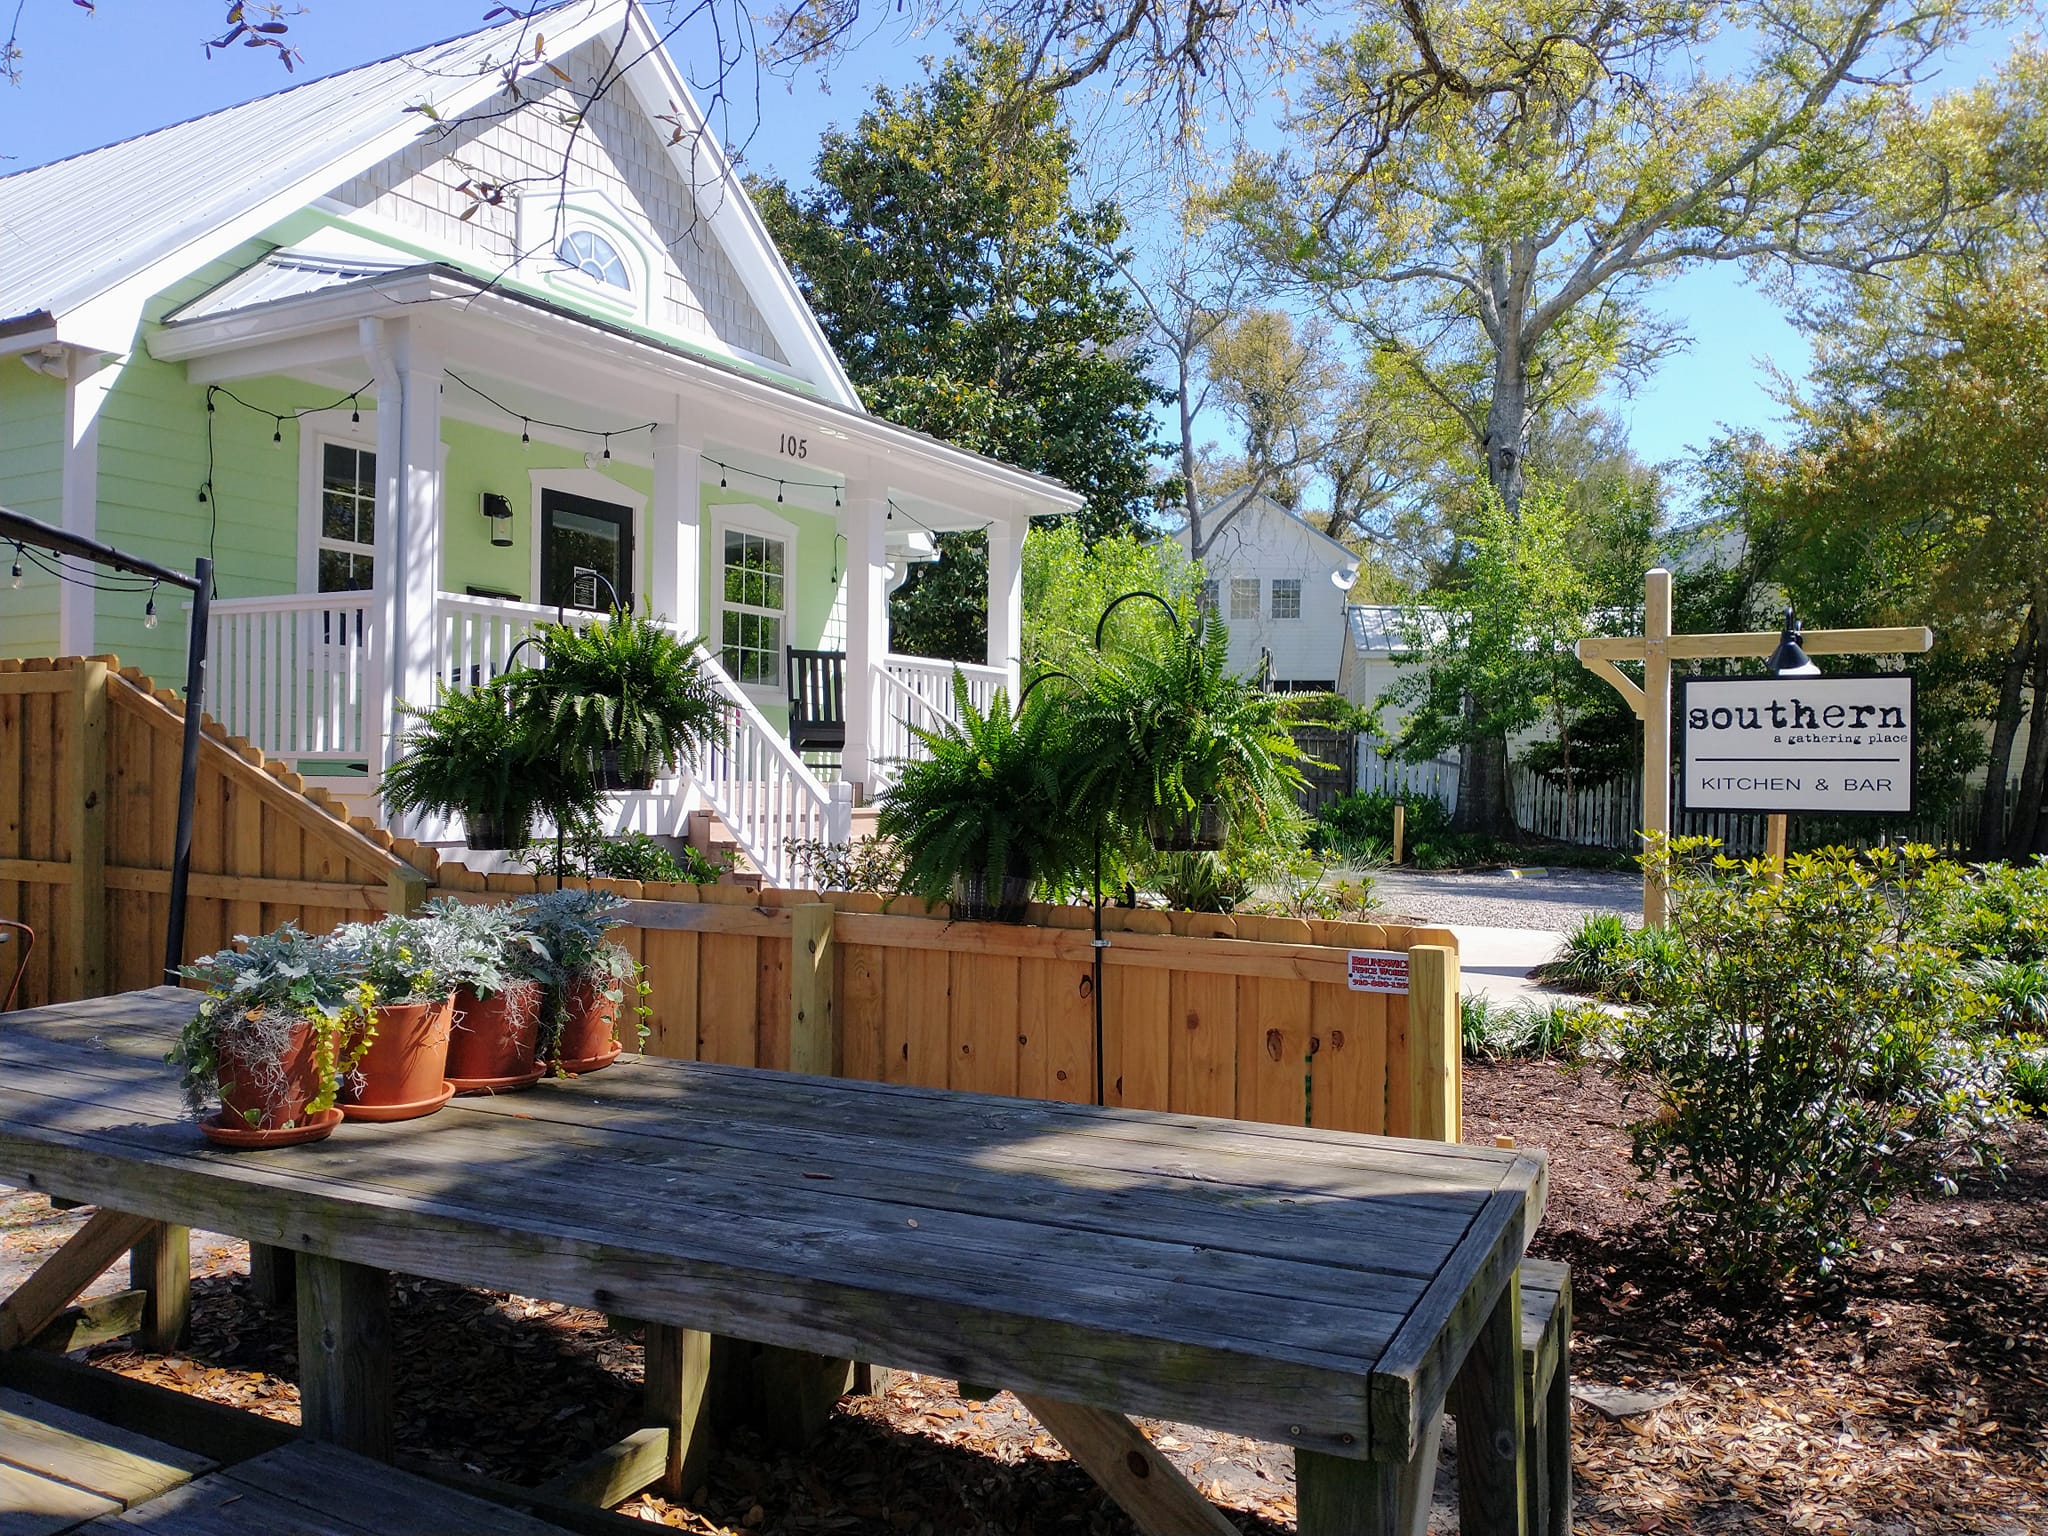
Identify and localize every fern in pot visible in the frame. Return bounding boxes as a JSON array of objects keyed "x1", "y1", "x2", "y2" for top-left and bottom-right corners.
[
  {"x1": 381, "y1": 679, "x2": 602, "y2": 850},
  {"x1": 516, "y1": 888, "x2": 646, "y2": 1073},
  {"x1": 516, "y1": 612, "x2": 726, "y2": 792},
  {"x1": 428, "y1": 898, "x2": 553, "y2": 1094},
  {"x1": 174, "y1": 925, "x2": 375, "y2": 1147},
  {"x1": 1080, "y1": 613, "x2": 1305, "y2": 854},
  {"x1": 875, "y1": 673, "x2": 1095, "y2": 921}
]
